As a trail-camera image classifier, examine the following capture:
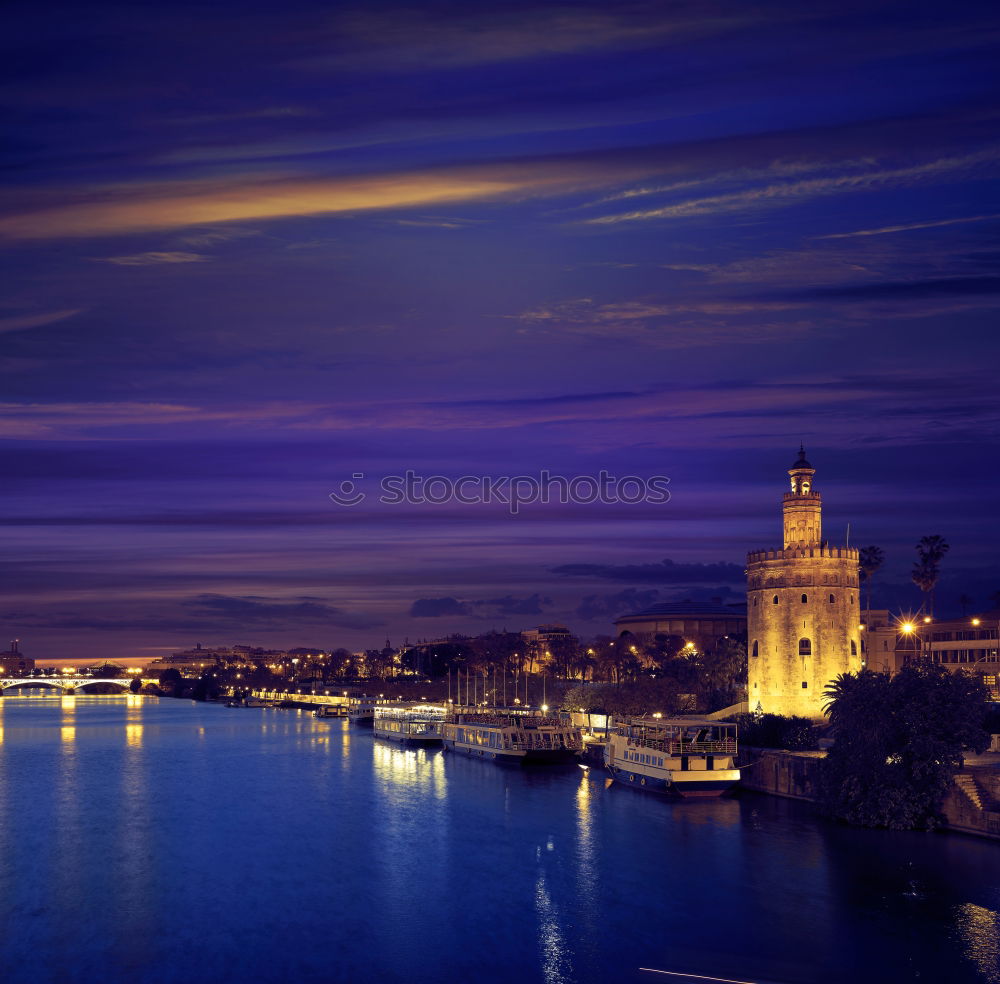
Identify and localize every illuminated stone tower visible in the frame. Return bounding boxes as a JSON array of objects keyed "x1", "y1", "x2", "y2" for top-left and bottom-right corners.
[{"x1": 746, "y1": 448, "x2": 861, "y2": 720}]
